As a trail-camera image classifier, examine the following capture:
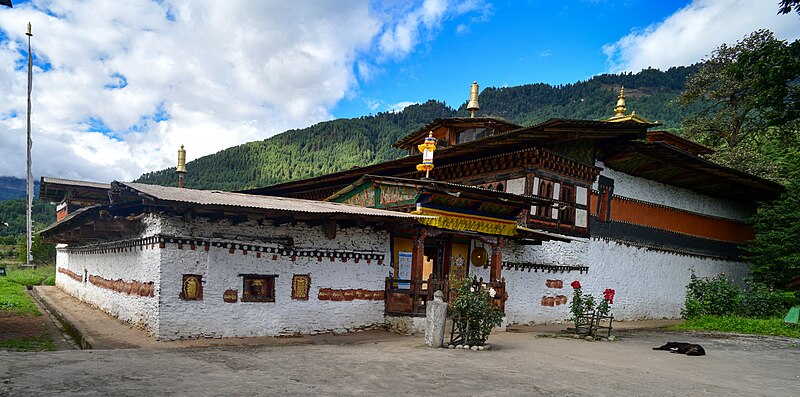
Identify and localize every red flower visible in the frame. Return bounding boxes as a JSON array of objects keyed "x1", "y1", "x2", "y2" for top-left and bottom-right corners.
[
  {"x1": 603, "y1": 288, "x2": 615, "y2": 304},
  {"x1": 571, "y1": 280, "x2": 581, "y2": 289}
]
